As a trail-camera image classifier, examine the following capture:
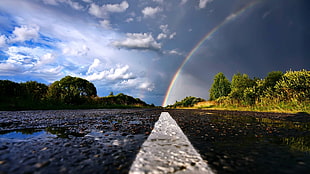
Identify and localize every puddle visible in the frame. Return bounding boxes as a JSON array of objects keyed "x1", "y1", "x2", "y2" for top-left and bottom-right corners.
[
  {"x1": 0, "y1": 127, "x2": 86, "y2": 140},
  {"x1": 0, "y1": 128, "x2": 56, "y2": 140}
]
